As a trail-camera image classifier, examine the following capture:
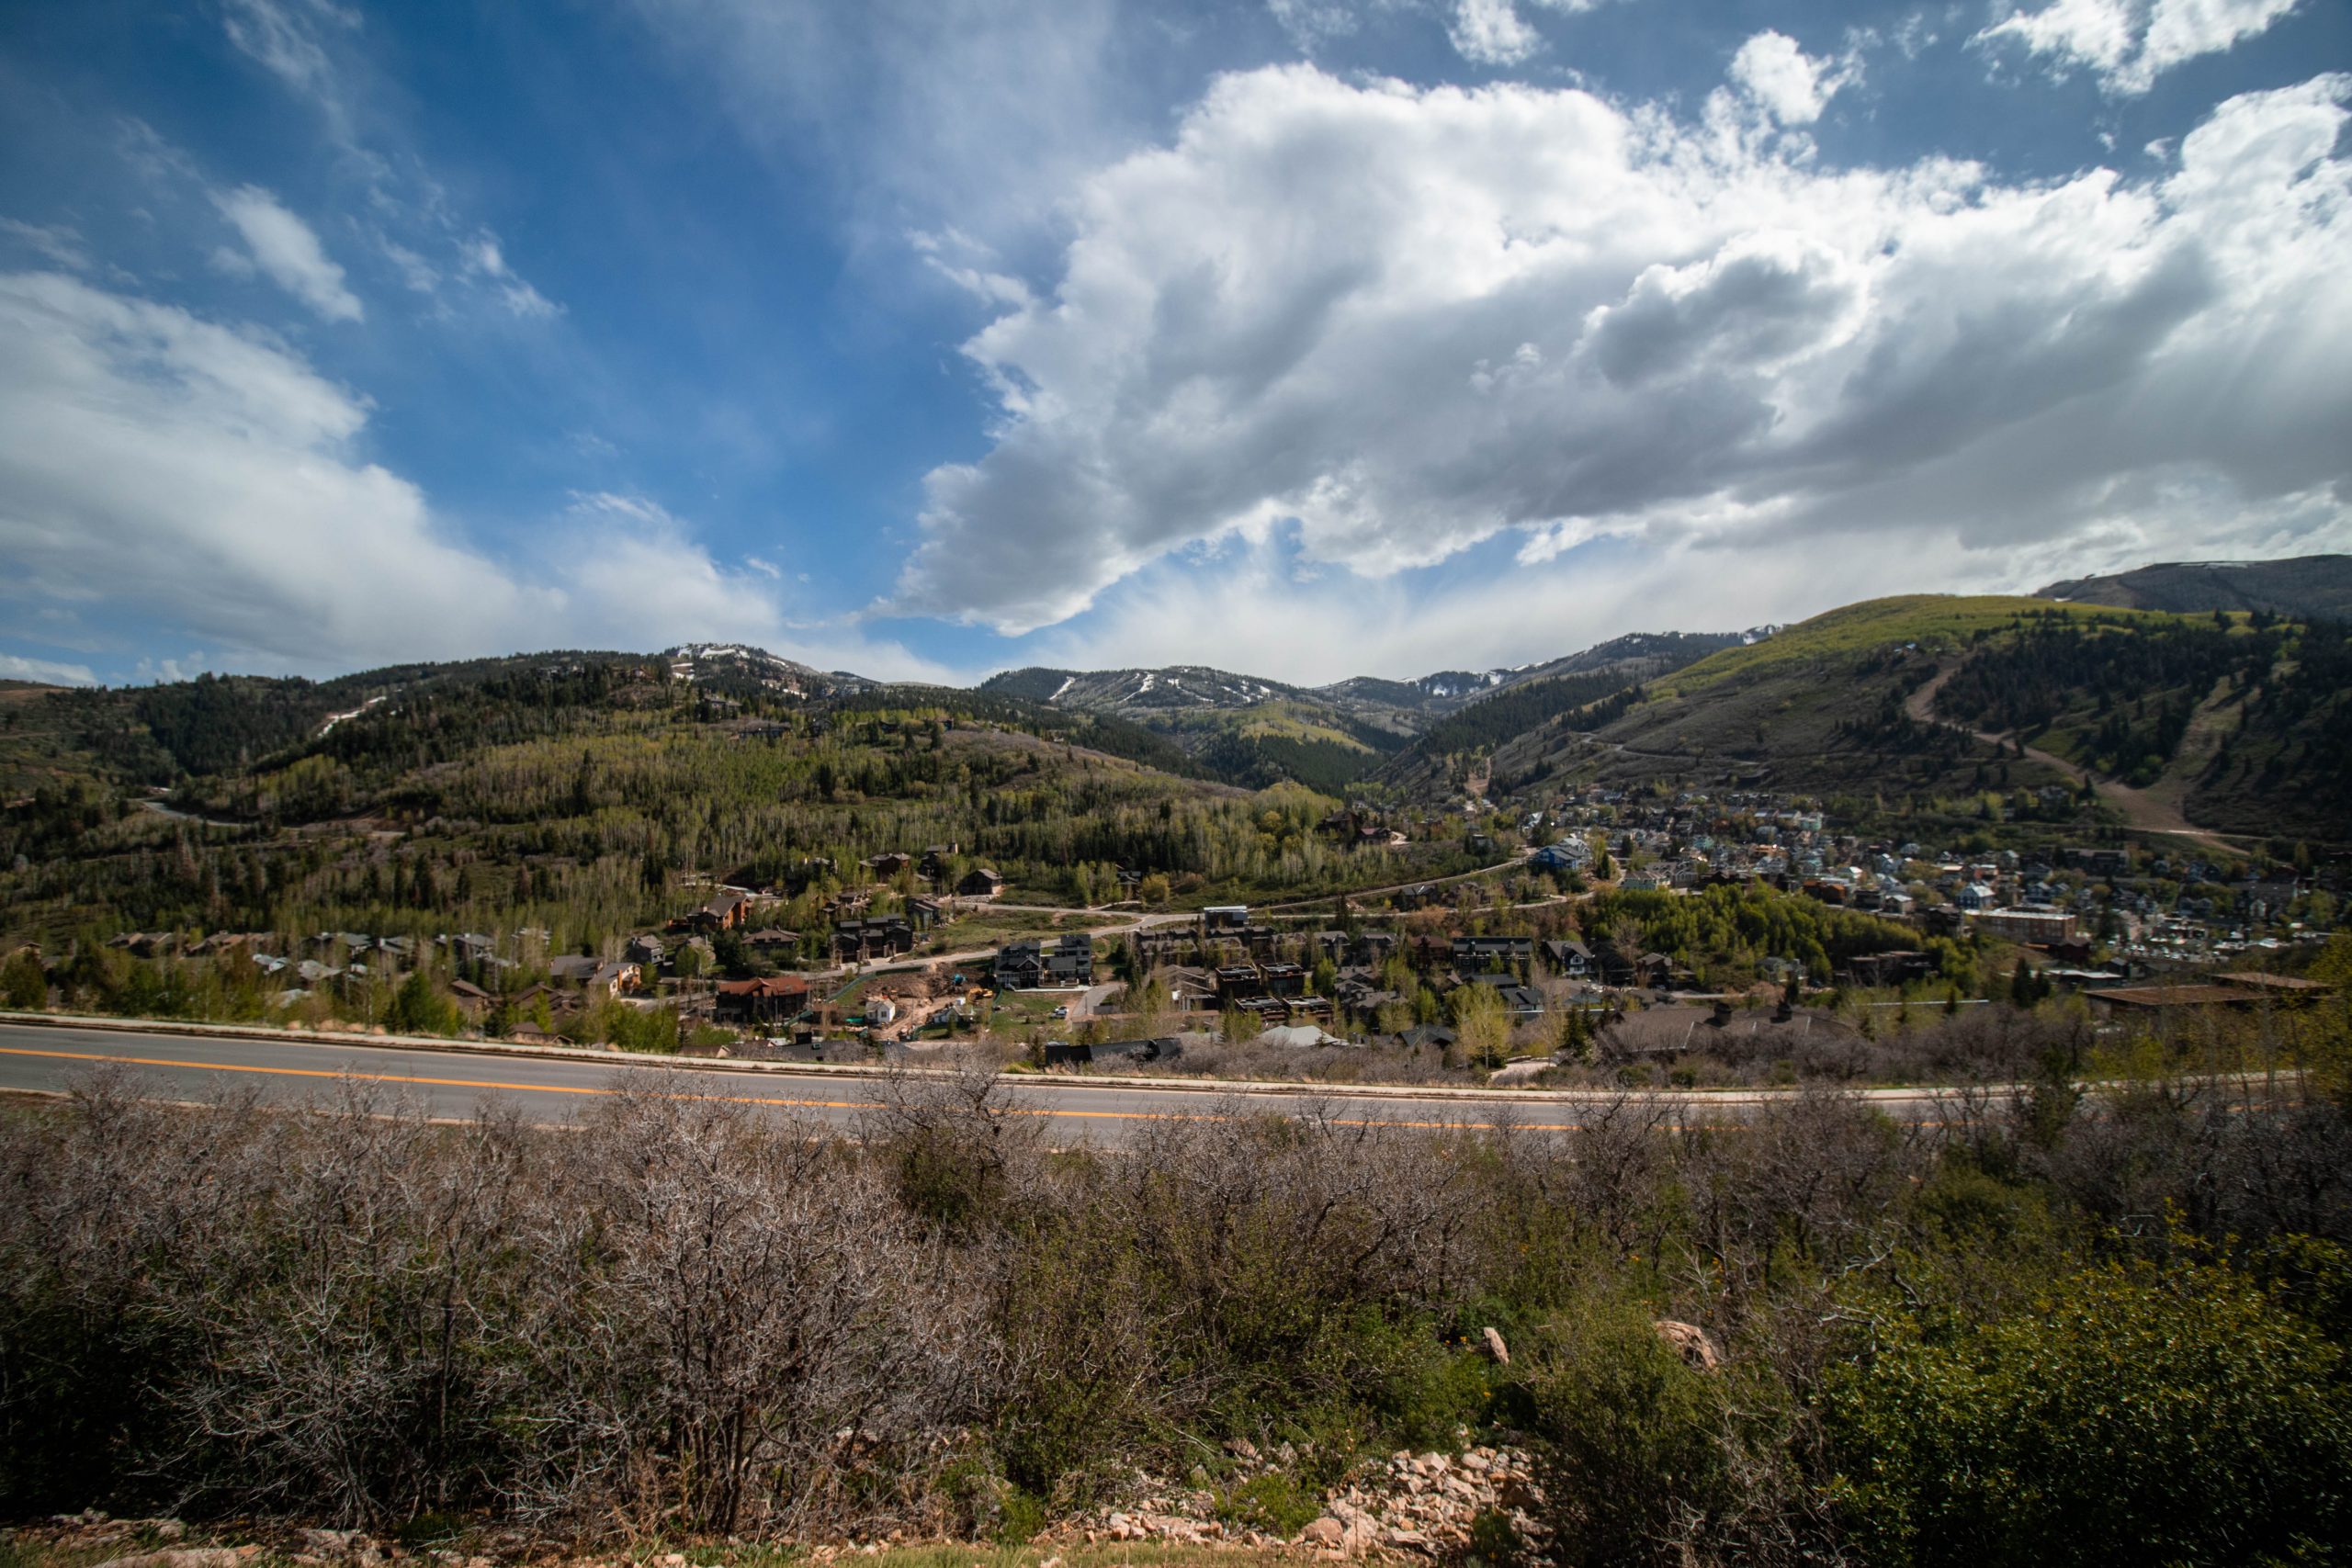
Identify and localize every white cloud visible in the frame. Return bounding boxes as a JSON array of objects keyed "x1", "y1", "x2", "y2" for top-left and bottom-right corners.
[
  {"x1": 212, "y1": 185, "x2": 364, "y2": 322},
  {"x1": 888, "y1": 64, "x2": 2352, "y2": 639},
  {"x1": 220, "y1": 0, "x2": 361, "y2": 134},
  {"x1": 0, "y1": 271, "x2": 944, "y2": 680},
  {"x1": 462, "y1": 235, "x2": 560, "y2": 320},
  {"x1": 211, "y1": 4, "x2": 560, "y2": 325},
  {"x1": 1728, "y1": 31, "x2": 1853, "y2": 125},
  {"x1": 1976, "y1": 0, "x2": 2309, "y2": 95},
  {"x1": 0, "y1": 652, "x2": 97, "y2": 686},
  {"x1": 0, "y1": 219, "x2": 98, "y2": 275},
  {"x1": 623, "y1": 0, "x2": 1141, "y2": 247},
  {"x1": 1449, "y1": 0, "x2": 1542, "y2": 66}
]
